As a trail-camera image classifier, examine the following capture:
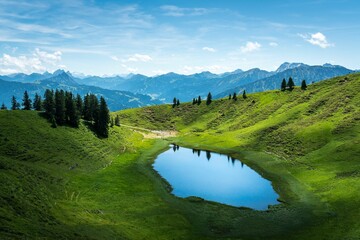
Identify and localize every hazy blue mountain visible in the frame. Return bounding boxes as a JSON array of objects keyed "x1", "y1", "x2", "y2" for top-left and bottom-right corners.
[
  {"x1": 0, "y1": 72, "x2": 161, "y2": 111},
  {"x1": 275, "y1": 62, "x2": 308, "y2": 73},
  {"x1": 1, "y1": 62, "x2": 354, "y2": 105},
  {"x1": 215, "y1": 64, "x2": 353, "y2": 98}
]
